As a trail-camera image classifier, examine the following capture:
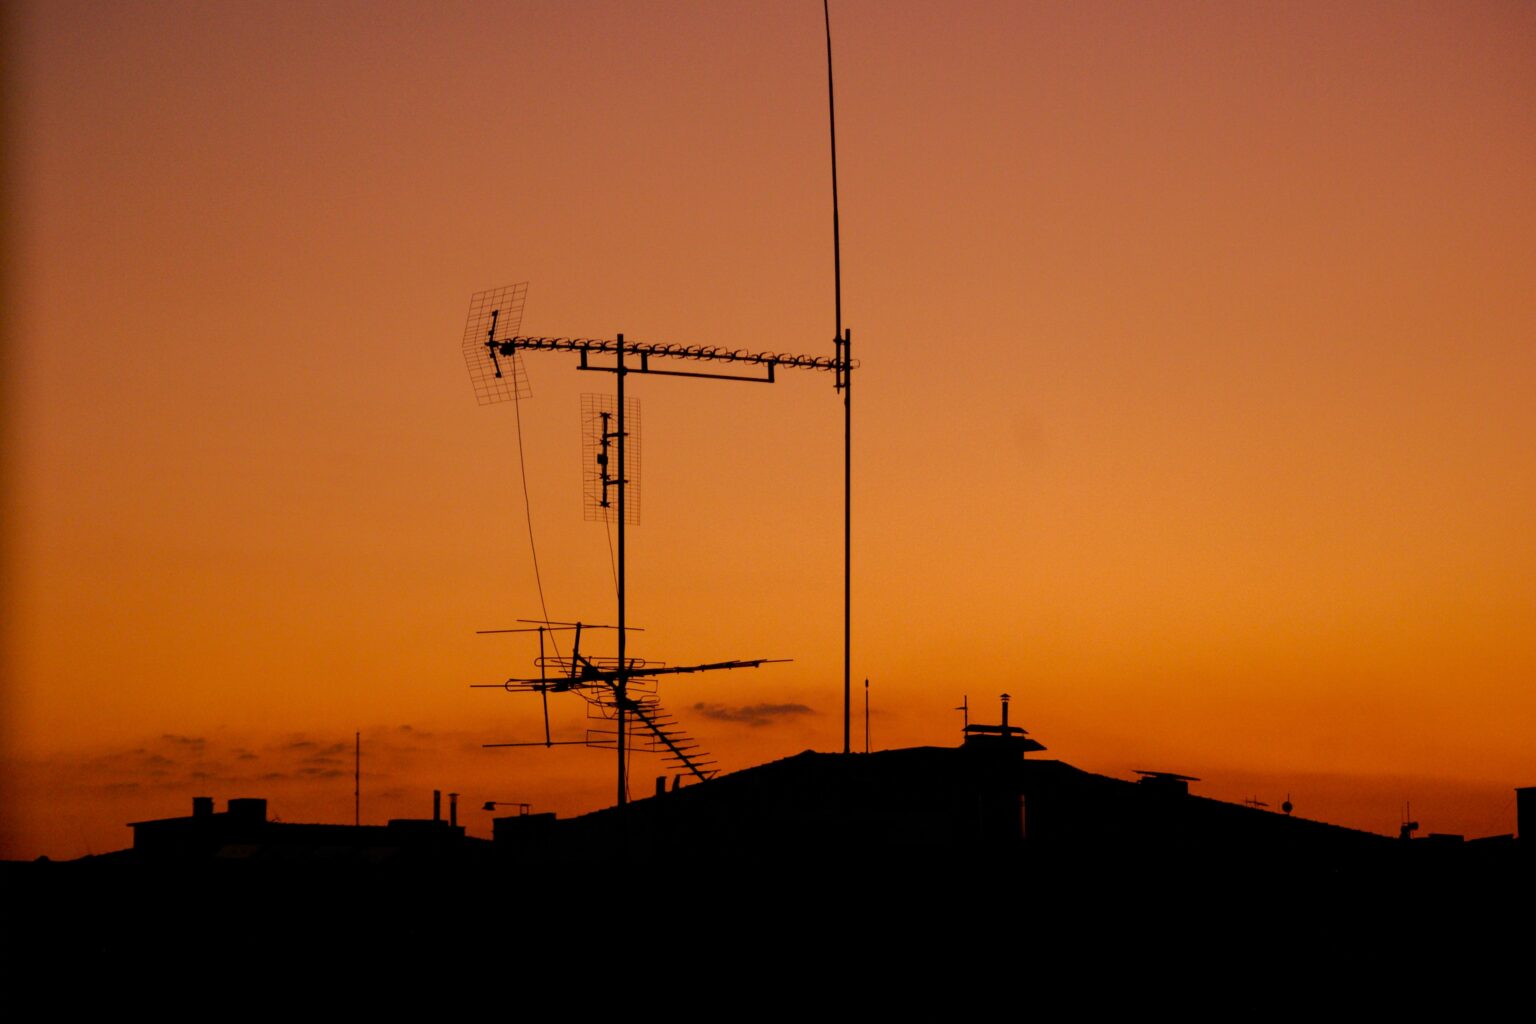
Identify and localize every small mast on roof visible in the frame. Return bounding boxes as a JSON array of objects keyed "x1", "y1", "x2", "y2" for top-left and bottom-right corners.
[{"x1": 962, "y1": 693, "x2": 1045, "y2": 756}]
